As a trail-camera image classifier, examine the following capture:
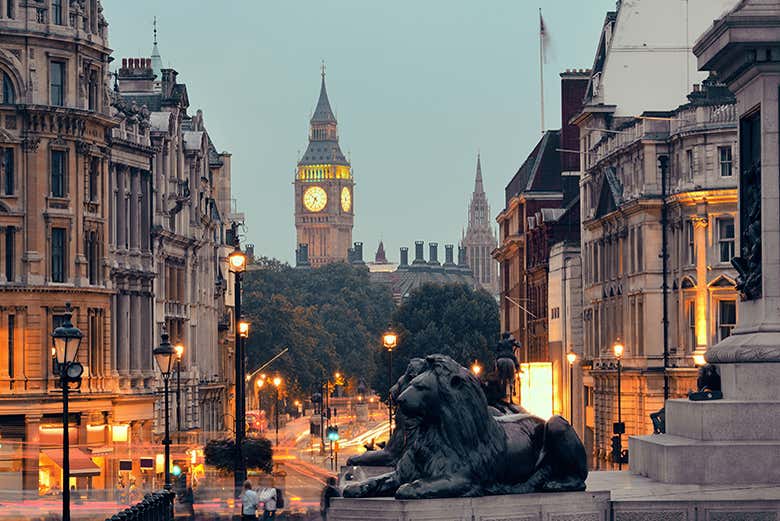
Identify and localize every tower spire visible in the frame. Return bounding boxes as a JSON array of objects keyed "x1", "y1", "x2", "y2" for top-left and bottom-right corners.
[
  {"x1": 151, "y1": 17, "x2": 163, "y2": 84},
  {"x1": 474, "y1": 152, "x2": 484, "y2": 193},
  {"x1": 153, "y1": 16, "x2": 158, "y2": 45}
]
